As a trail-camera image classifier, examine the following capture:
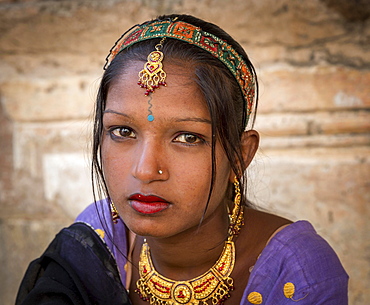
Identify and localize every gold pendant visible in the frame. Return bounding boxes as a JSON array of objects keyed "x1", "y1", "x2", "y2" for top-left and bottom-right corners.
[
  {"x1": 138, "y1": 48, "x2": 167, "y2": 96},
  {"x1": 135, "y1": 241, "x2": 235, "y2": 305}
]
